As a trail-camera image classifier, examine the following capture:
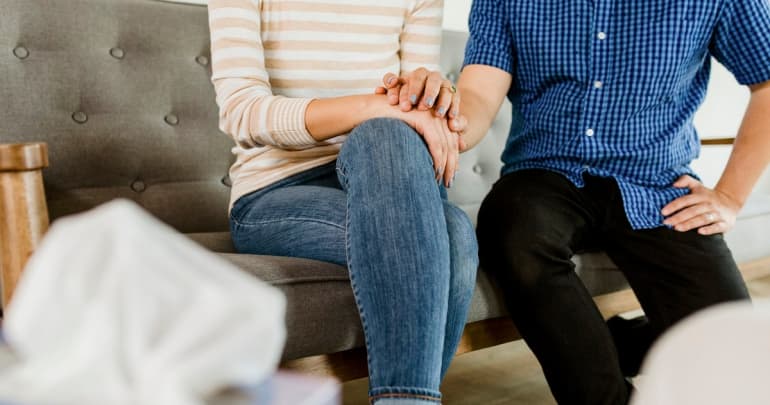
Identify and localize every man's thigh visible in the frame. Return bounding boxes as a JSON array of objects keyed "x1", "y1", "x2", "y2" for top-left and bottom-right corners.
[
  {"x1": 476, "y1": 169, "x2": 602, "y2": 274},
  {"x1": 478, "y1": 169, "x2": 599, "y2": 241},
  {"x1": 606, "y1": 223, "x2": 750, "y2": 333}
]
